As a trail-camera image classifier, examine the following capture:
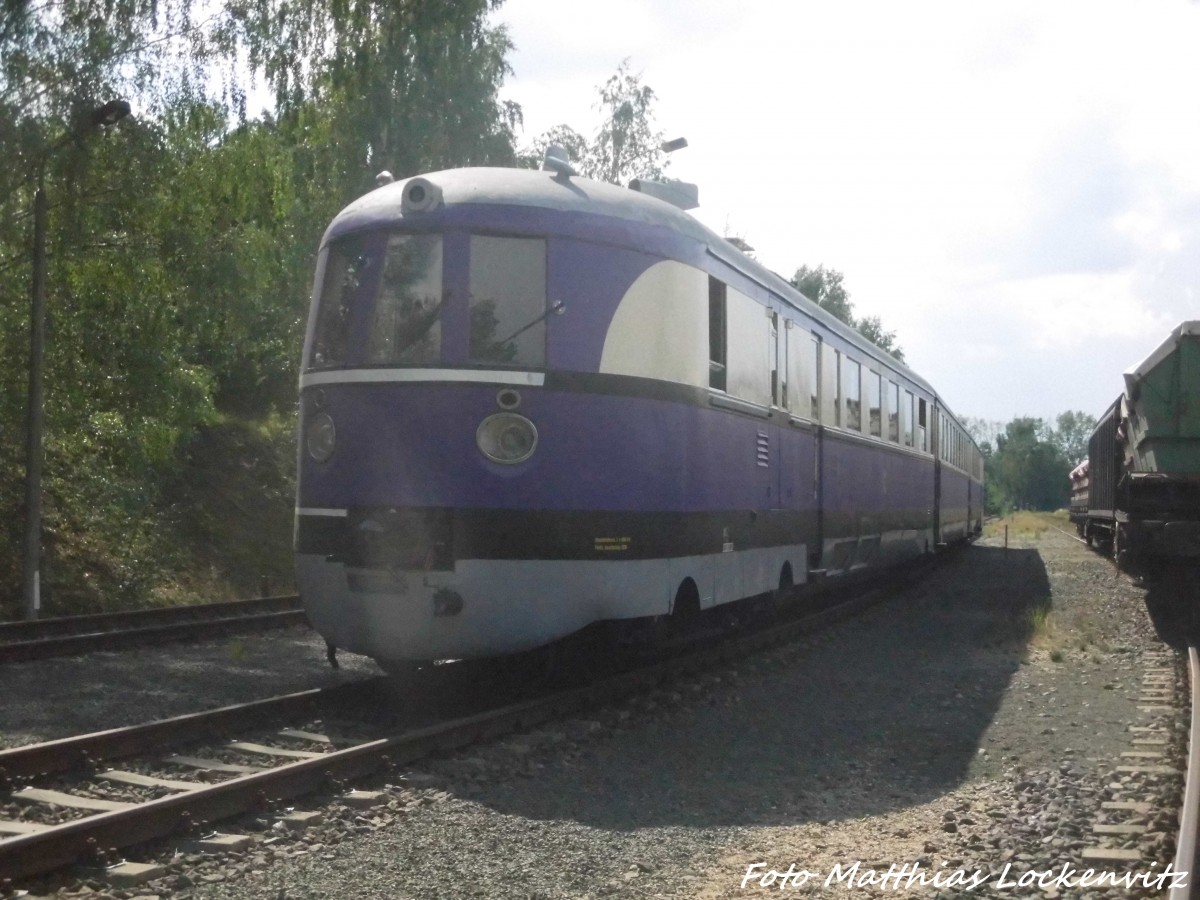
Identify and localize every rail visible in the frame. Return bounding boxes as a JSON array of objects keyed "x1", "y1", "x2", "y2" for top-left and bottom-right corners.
[
  {"x1": 1170, "y1": 645, "x2": 1200, "y2": 899},
  {"x1": 0, "y1": 595, "x2": 307, "y2": 662},
  {"x1": 0, "y1": 570, "x2": 909, "y2": 881}
]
